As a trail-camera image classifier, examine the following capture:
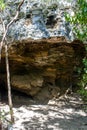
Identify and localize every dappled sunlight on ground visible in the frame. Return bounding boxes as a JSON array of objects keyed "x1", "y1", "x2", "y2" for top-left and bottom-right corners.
[{"x1": 0, "y1": 93, "x2": 87, "y2": 130}]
